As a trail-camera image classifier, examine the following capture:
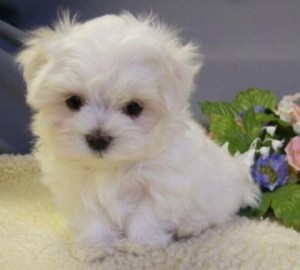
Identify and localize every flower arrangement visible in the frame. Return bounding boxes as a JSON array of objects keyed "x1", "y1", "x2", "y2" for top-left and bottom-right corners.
[{"x1": 200, "y1": 89, "x2": 300, "y2": 231}]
